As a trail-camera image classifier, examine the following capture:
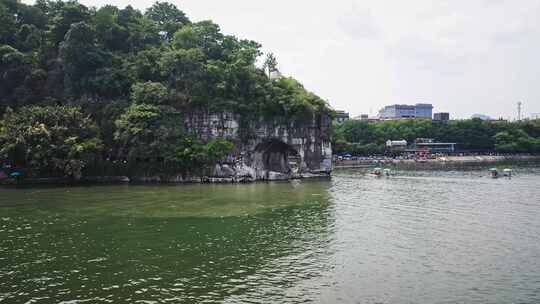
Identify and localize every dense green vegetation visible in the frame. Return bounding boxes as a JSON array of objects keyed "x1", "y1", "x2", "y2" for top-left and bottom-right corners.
[
  {"x1": 0, "y1": 0, "x2": 331, "y2": 178},
  {"x1": 333, "y1": 118, "x2": 540, "y2": 155}
]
